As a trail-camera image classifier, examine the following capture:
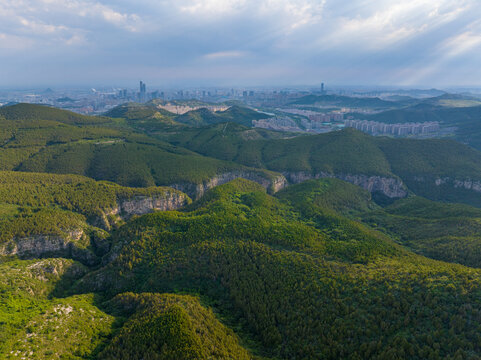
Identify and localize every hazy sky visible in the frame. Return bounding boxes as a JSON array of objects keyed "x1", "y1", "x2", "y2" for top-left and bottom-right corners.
[{"x1": 1, "y1": 0, "x2": 481, "y2": 88}]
